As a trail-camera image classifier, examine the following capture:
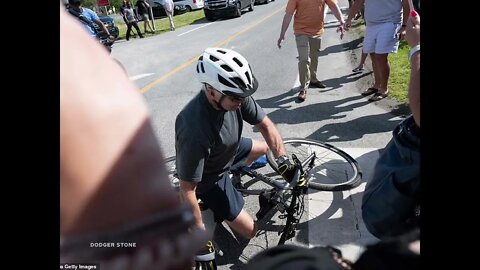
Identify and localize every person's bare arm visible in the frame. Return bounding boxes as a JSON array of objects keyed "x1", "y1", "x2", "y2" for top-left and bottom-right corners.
[
  {"x1": 278, "y1": 13, "x2": 293, "y2": 49},
  {"x1": 398, "y1": 0, "x2": 411, "y2": 39},
  {"x1": 325, "y1": 0, "x2": 346, "y2": 38},
  {"x1": 255, "y1": 116, "x2": 287, "y2": 158},
  {"x1": 405, "y1": 13, "x2": 420, "y2": 126},
  {"x1": 344, "y1": 0, "x2": 364, "y2": 30},
  {"x1": 409, "y1": 51, "x2": 420, "y2": 127},
  {"x1": 94, "y1": 18, "x2": 113, "y2": 38},
  {"x1": 179, "y1": 180, "x2": 205, "y2": 230}
]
